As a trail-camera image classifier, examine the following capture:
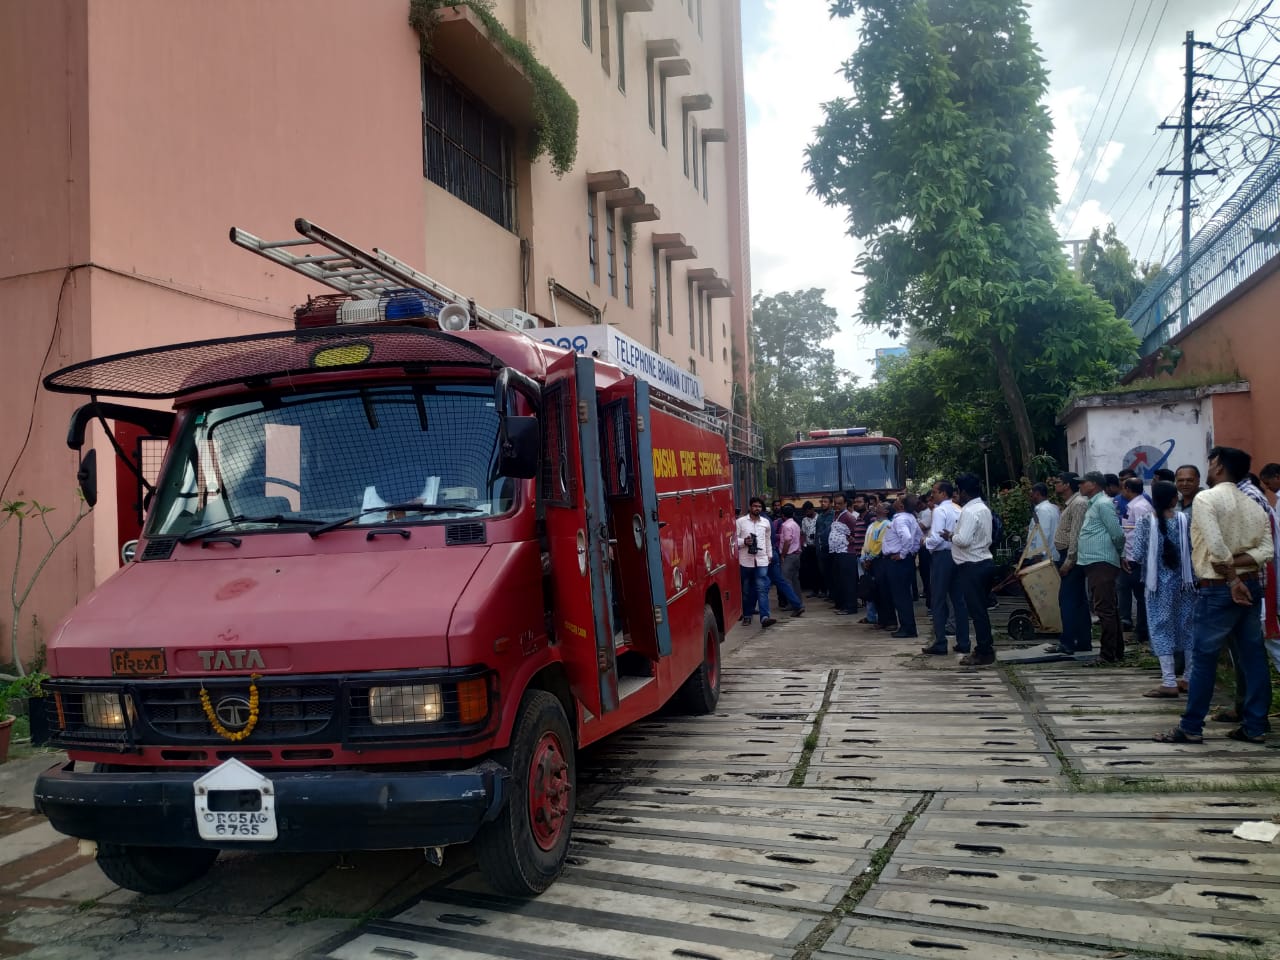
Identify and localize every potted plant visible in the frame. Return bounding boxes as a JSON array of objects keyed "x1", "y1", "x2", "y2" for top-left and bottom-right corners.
[{"x1": 0, "y1": 673, "x2": 46, "y2": 763}]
